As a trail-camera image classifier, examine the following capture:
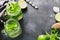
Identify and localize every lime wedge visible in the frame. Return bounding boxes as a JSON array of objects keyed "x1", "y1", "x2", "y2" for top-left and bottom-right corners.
[
  {"x1": 18, "y1": 0, "x2": 27, "y2": 9},
  {"x1": 55, "y1": 13, "x2": 60, "y2": 21},
  {"x1": 17, "y1": 12, "x2": 23, "y2": 20}
]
